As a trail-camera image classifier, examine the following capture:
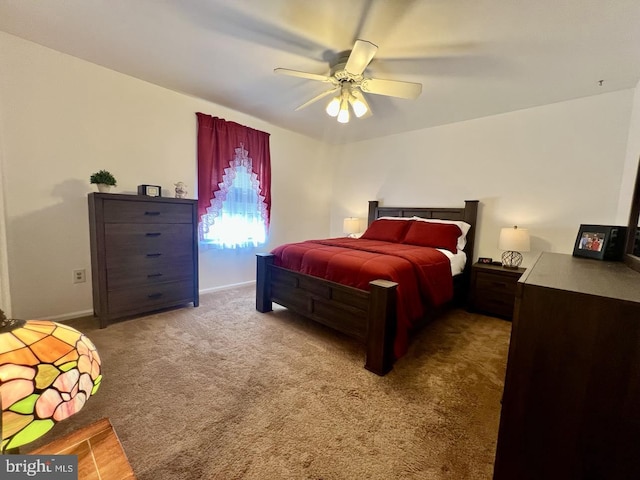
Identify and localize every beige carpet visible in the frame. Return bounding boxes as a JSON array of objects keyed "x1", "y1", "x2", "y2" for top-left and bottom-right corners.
[{"x1": 28, "y1": 285, "x2": 511, "y2": 480}]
